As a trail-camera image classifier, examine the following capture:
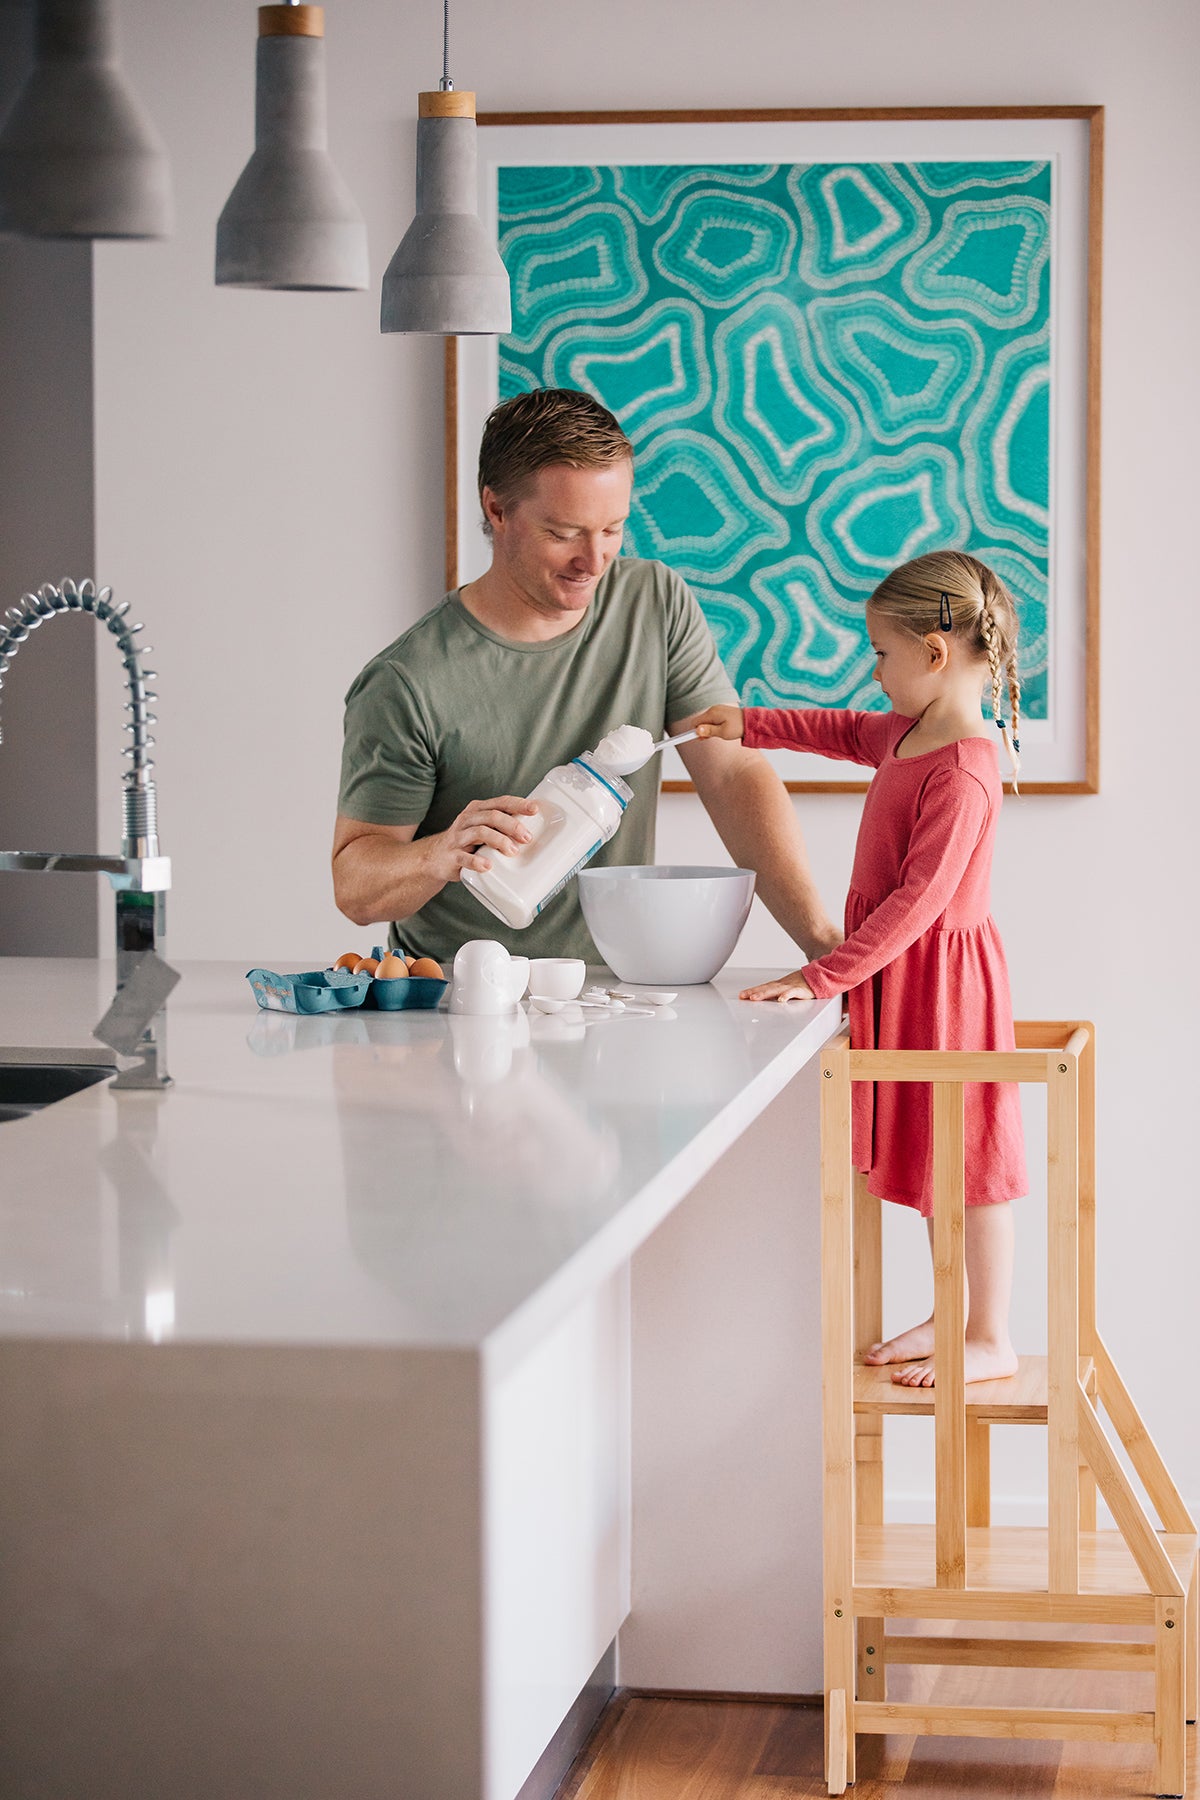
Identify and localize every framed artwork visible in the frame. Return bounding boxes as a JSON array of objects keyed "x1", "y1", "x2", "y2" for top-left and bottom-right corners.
[{"x1": 446, "y1": 108, "x2": 1102, "y2": 793}]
